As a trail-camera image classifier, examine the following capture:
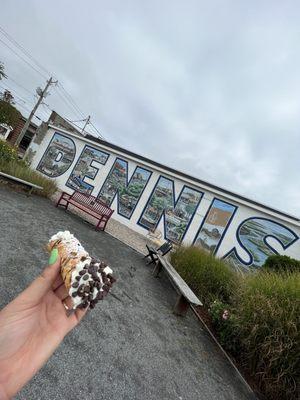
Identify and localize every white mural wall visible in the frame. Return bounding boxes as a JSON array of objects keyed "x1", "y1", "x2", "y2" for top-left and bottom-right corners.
[{"x1": 29, "y1": 126, "x2": 300, "y2": 272}]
